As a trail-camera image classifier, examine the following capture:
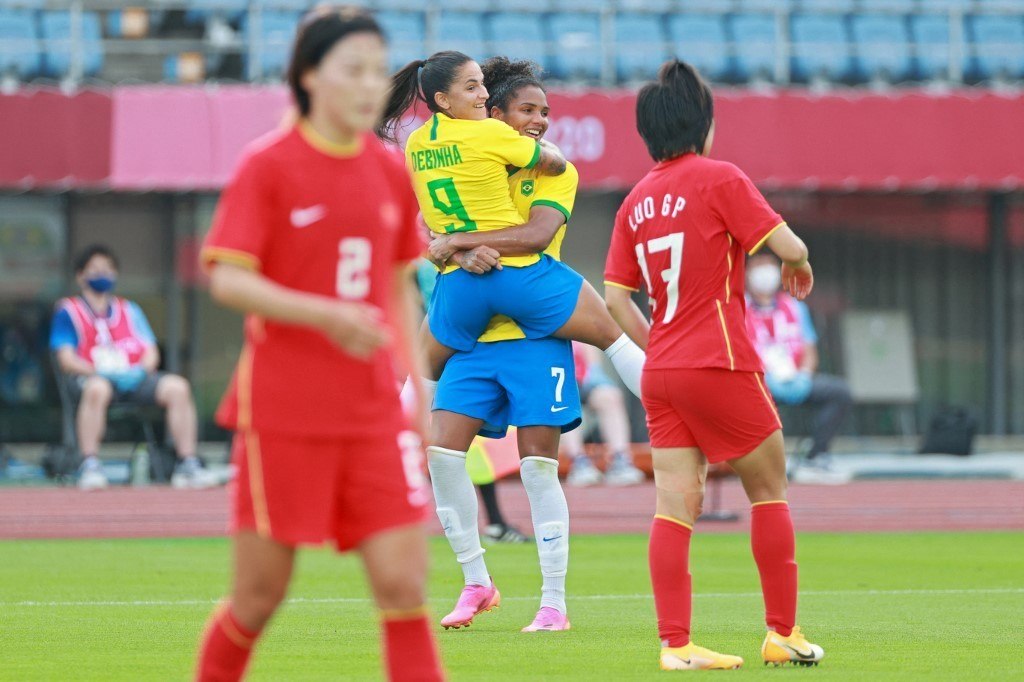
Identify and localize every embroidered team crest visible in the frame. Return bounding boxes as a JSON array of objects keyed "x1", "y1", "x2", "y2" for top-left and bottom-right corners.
[{"x1": 520, "y1": 179, "x2": 535, "y2": 197}]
